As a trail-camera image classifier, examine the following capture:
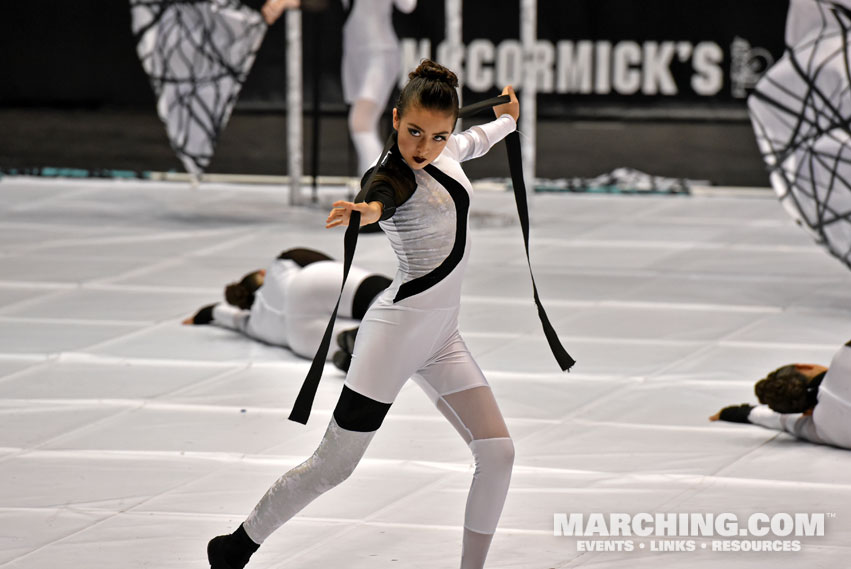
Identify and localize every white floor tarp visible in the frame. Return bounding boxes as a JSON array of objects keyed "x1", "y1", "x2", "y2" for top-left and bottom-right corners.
[{"x1": 1, "y1": 177, "x2": 850, "y2": 568}]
